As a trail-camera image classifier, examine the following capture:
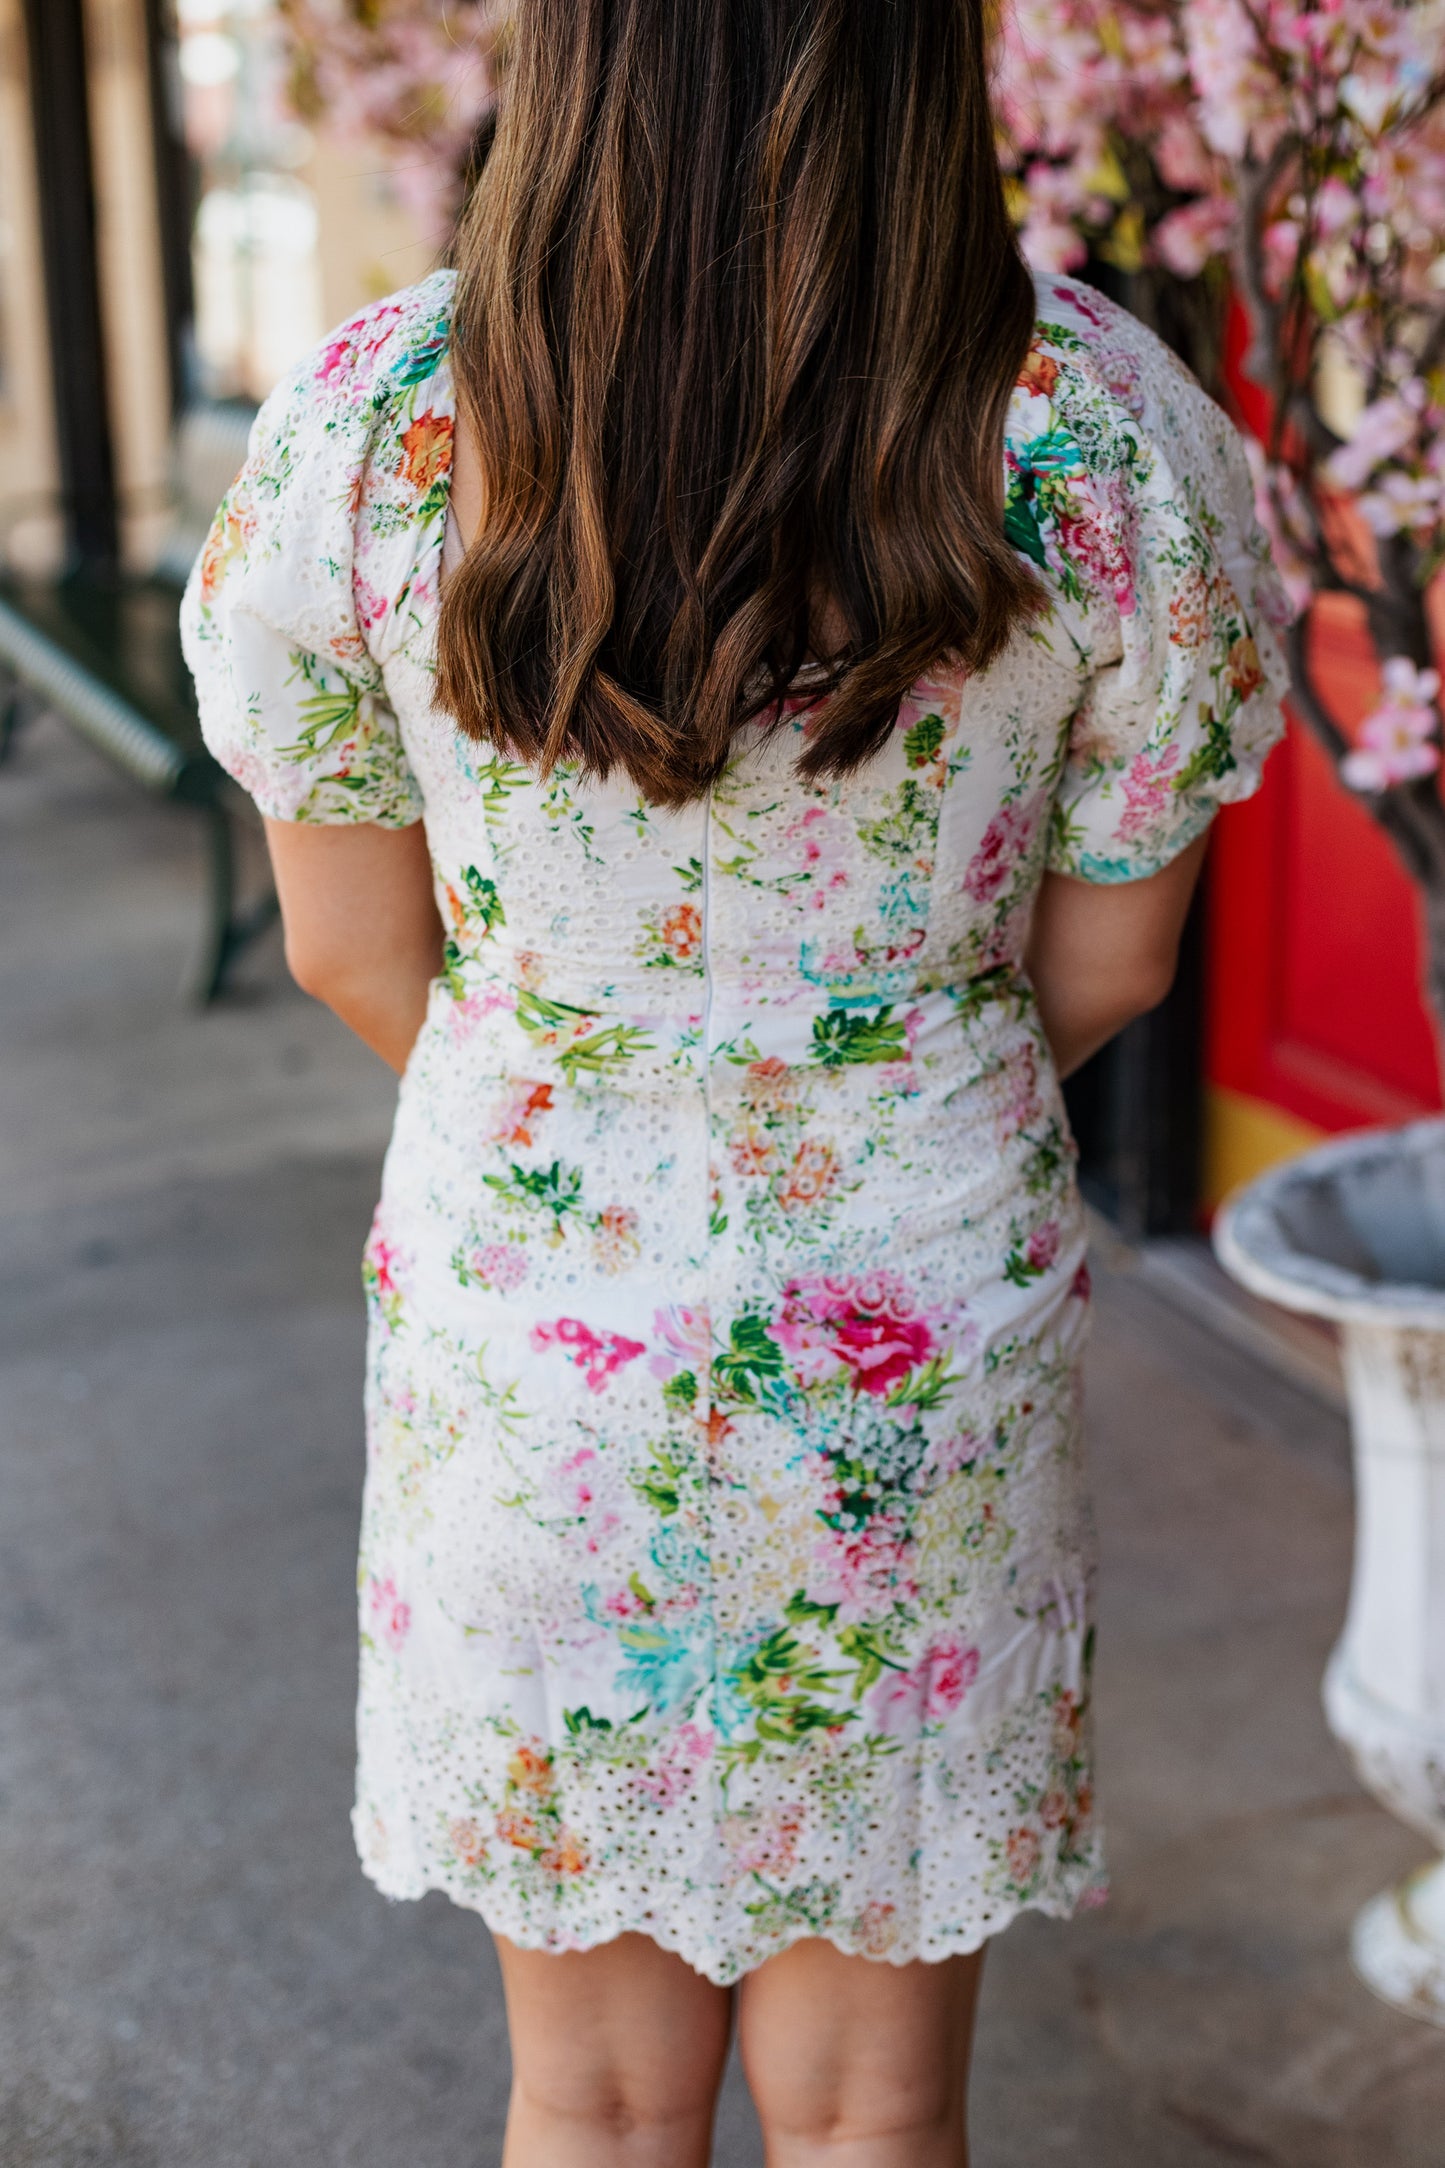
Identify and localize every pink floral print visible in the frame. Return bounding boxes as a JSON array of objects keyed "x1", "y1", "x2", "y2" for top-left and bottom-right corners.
[
  {"x1": 769, "y1": 1272, "x2": 937, "y2": 1397},
  {"x1": 530, "y1": 1317, "x2": 648, "y2": 1392},
  {"x1": 366, "y1": 1575, "x2": 411, "y2": 1653}
]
